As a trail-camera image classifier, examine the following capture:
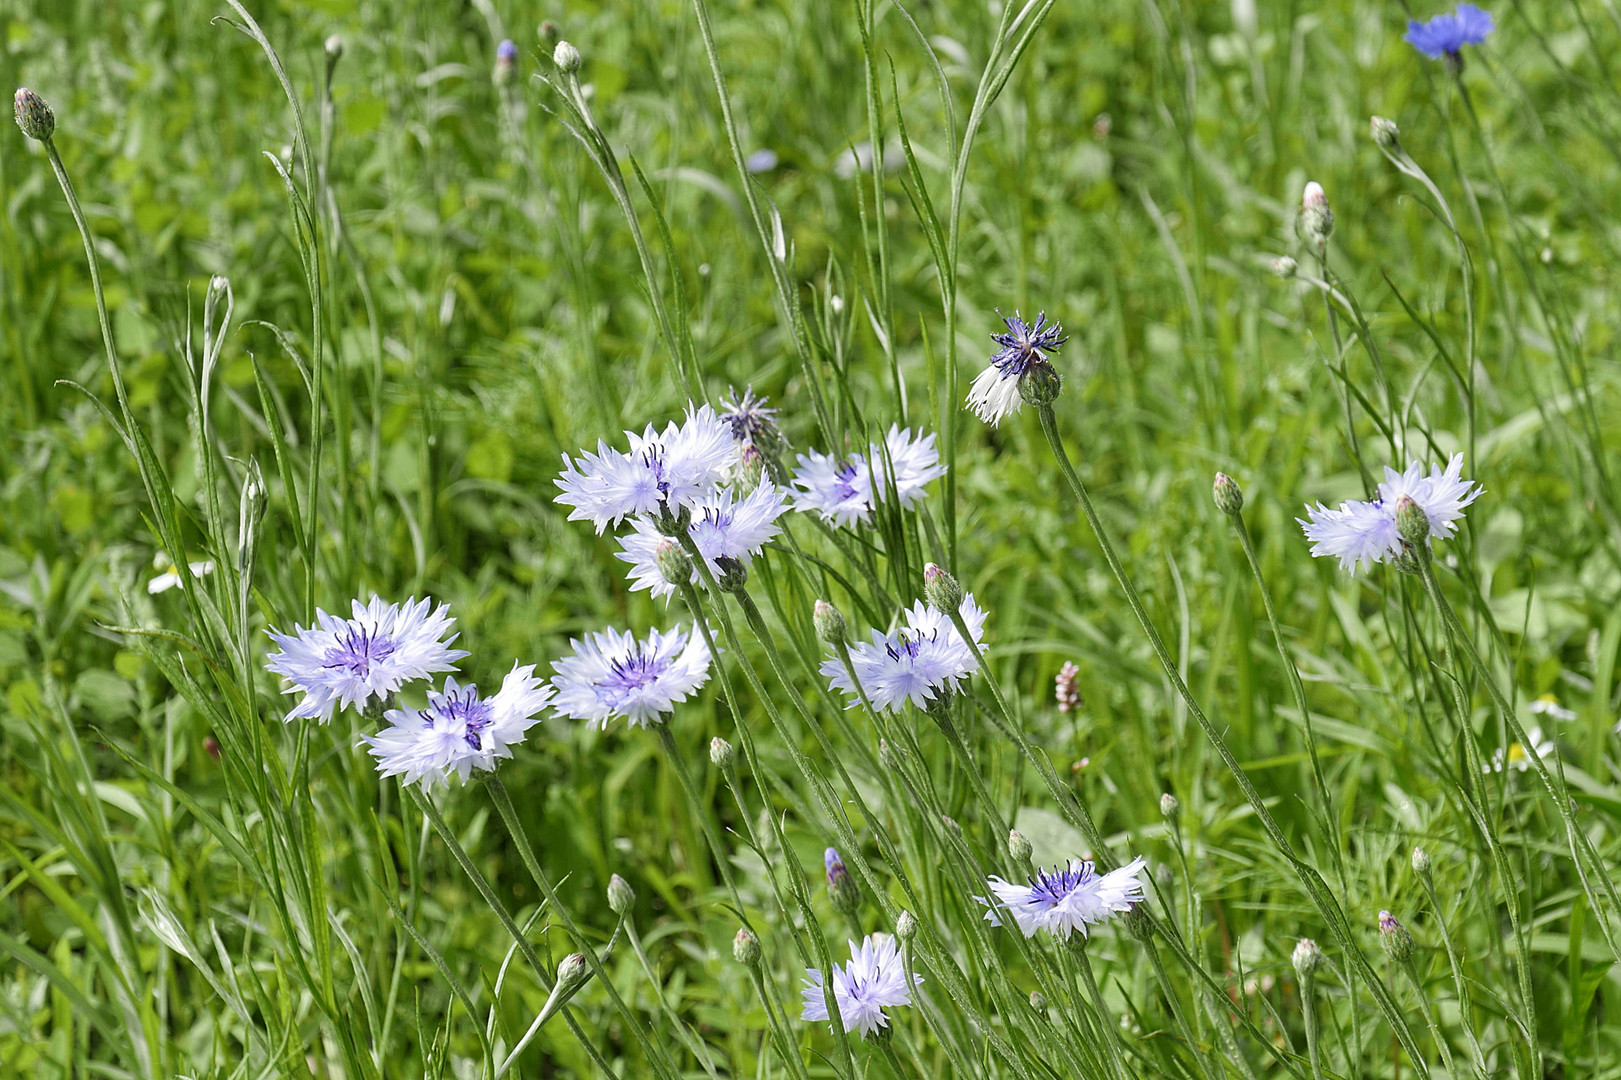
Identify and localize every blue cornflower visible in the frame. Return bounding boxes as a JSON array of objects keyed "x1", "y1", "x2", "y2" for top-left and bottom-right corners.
[
  {"x1": 979, "y1": 857, "x2": 1147, "y2": 940},
  {"x1": 549, "y1": 624, "x2": 713, "y2": 730},
  {"x1": 497, "y1": 39, "x2": 519, "y2": 63},
  {"x1": 361, "y1": 666, "x2": 554, "y2": 789},
  {"x1": 967, "y1": 311, "x2": 1067, "y2": 425},
  {"x1": 1404, "y1": 4, "x2": 1494, "y2": 61}
]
